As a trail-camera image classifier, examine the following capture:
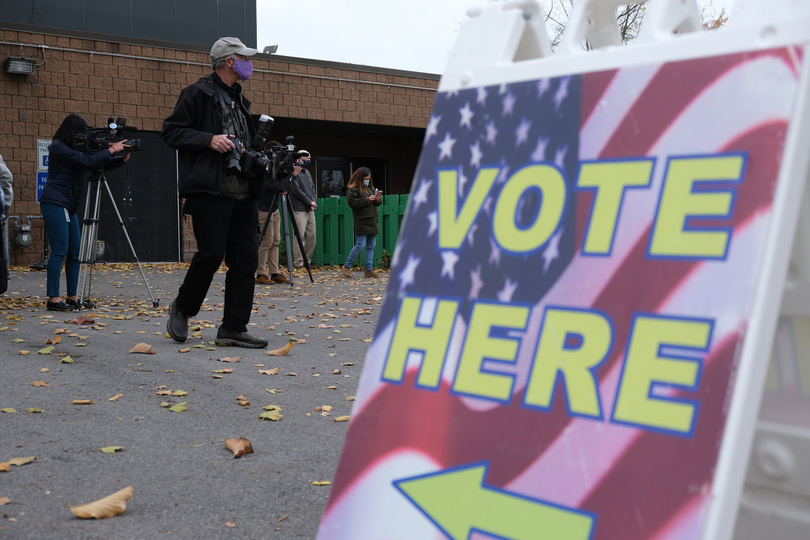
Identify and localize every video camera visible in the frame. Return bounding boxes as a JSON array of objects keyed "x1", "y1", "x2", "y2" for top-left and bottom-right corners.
[
  {"x1": 74, "y1": 117, "x2": 142, "y2": 155},
  {"x1": 224, "y1": 115, "x2": 308, "y2": 187}
]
